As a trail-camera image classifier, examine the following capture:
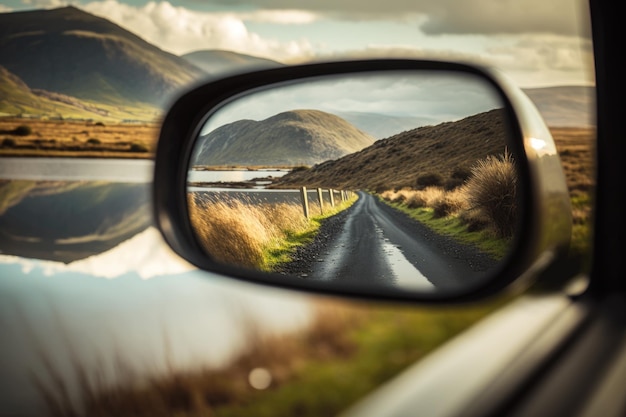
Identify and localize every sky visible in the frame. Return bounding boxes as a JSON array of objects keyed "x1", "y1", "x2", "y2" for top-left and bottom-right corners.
[
  {"x1": 0, "y1": 0, "x2": 595, "y2": 87},
  {"x1": 202, "y1": 71, "x2": 505, "y2": 134}
]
